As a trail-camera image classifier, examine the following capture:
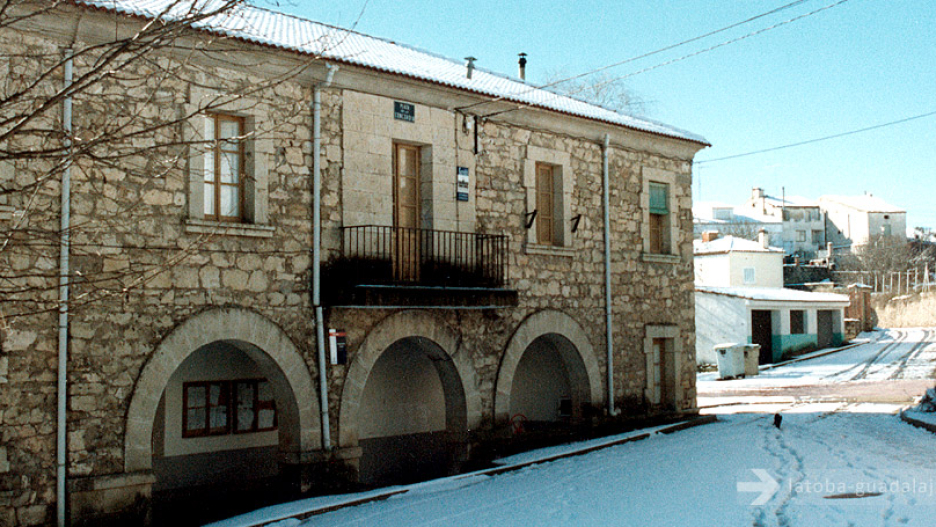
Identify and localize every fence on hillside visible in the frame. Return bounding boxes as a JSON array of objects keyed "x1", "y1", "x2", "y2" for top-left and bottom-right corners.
[{"x1": 832, "y1": 265, "x2": 933, "y2": 295}]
